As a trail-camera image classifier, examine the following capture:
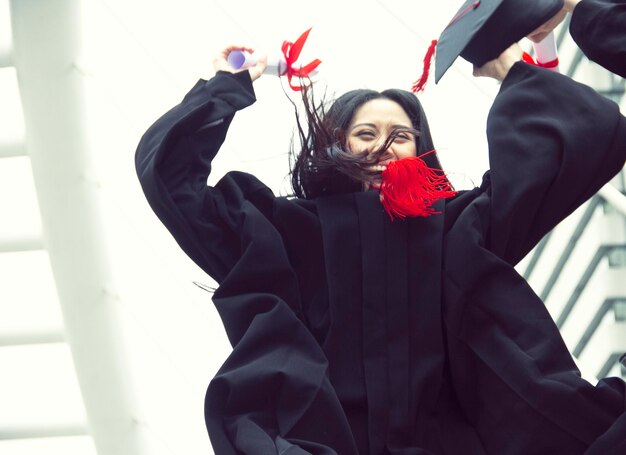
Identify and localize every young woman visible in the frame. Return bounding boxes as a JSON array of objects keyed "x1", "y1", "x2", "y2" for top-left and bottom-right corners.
[{"x1": 135, "y1": 1, "x2": 626, "y2": 452}]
